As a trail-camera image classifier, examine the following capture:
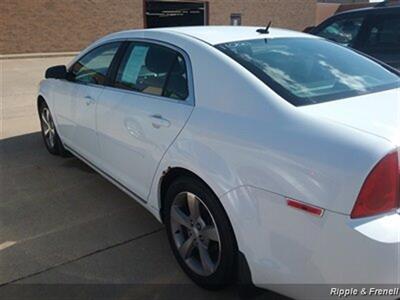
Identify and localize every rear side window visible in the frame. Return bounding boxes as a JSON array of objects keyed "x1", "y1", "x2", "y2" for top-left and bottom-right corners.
[
  {"x1": 364, "y1": 15, "x2": 400, "y2": 49},
  {"x1": 114, "y1": 42, "x2": 189, "y2": 100},
  {"x1": 216, "y1": 38, "x2": 400, "y2": 106},
  {"x1": 359, "y1": 14, "x2": 400, "y2": 69},
  {"x1": 70, "y1": 42, "x2": 121, "y2": 85},
  {"x1": 316, "y1": 16, "x2": 365, "y2": 47}
]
